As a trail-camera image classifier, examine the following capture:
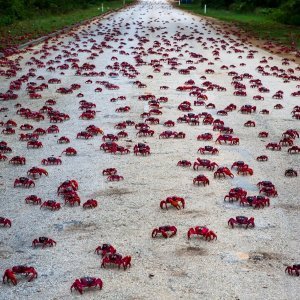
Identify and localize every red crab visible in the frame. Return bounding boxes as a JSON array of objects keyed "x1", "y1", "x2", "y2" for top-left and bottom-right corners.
[
  {"x1": 40, "y1": 200, "x2": 61, "y2": 210},
  {"x1": 206, "y1": 103, "x2": 216, "y2": 109},
  {"x1": 198, "y1": 146, "x2": 219, "y2": 155},
  {"x1": 288, "y1": 146, "x2": 300, "y2": 154},
  {"x1": 228, "y1": 216, "x2": 255, "y2": 228},
  {"x1": 239, "y1": 105, "x2": 256, "y2": 114},
  {"x1": 41, "y1": 157, "x2": 62, "y2": 165},
  {"x1": 173, "y1": 132, "x2": 186, "y2": 139},
  {"x1": 285, "y1": 264, "x2": 300, "y2": 276},
  {"x1": 117, "y1": 131, "x2": 128, "y2": 138},
  {"x1": 76, "y1": 131, "x2": 93, "y2": 139},
  {"x1": 159, "y1": 131, "x2": 174, "y2": 139},
  {"x1": 57, "y1": 180, "x2": 78, "y2": 194},
  {"x1": 57, "y1": 136, "x2": 70, "y2": 144},
  {"x1": 27, "y1": 141, "x2": 43, "y2": 149},
  {"x1": 101, "y1": 253, "x2": 131, "y2": 270},
  {"x1": 20, "y1": 133, "x2": 39, "y2": 141},
  {"x1": 27, "y1": 167, "x2": 48, "y2": 178},
  {"x1": 116, "y1": 106, "x2": 130, "y2": 113},
  {"x1": 164, "y1": 120, "x2": 175, "y2": 127},
  {"x1": 253, "y1": 95, "x2": 264, "y2": 100},
  {"x1": 215, "y1": 135, "x2": 239, "y2": 145},
  {"x1": 71, "y1": 277, "x2": 103, "y2": 294},
  {"x1": 0, "y1": 217, "x2": 12, "y2": 227},
  {"x1": 193, "y1": 158, "x2": 218, "y2": 171},
  {"x1": 0, "y1": 153, "x2": 8, "y2": 161},
  {"x1": 95, "y1": 244, "x2": 116, "y2": 257},
  {"x1": 79, "y1": 112, "x2": 95, "y2": 120},
  {"x1": 14, "y1": 177, "x2": 35, "y2": 188},
  {"x1": 102, "y1": 134, "x2": 119, "y2": 142},
  {"x1": 279, "y1": 138, "x2": 294, "y2": 147},
  {"x1": 266, "y1": 143, "x2": 281, "y2": 151},
  {"x1": 9, "y1": 156, "x2": 26, "y2": 165},
  {"x1": 260, "y1": 109, "x2": 269, "y2": 115},
  {"x1": 115, "y1": 122, "x2": 127, "y2": 129},
  {"x1": 197, "y1": 133, "x2": 213, "y2": 141},
  {"x1": 285, "y1": 169, "x2": 297, "y2": 177},
  {"x1": 136, "y1": 129, "x2": 154, "y2": 137},
  {"x1": 83, "y1": 199, "x2": 98, "y2": 209},
  {"x1": 5, "y1": 119, "x2": 17, "y2": 127},
  {"x1": 274, "y1": 104, "x2": 283, "y2": 109},
  {"x1": 193, "y1": 175, "x2": 209, "y2": 186},
  {"x1": 145, "y1": 117, "x2": 159, "y2": 125},
  {"x1": 29, "y1": 93, "x2": 42, "y2": 99},
  {"x1": 231, "y1": 161, "x2": 247, "y2": 169},
  {"x1": 3, "y1": 266, "x2": 38, "y2": 285},
  {"x1": 107, "y1": 175, "x2": 124, "y2": 181},
  {"x1": 0, "y1": 145, "x2": 12, "y2": 153},
  {"x1": 47, "y1": 125, "x2": 59, "y2": 134},
  {"x1": 257, "y1": 155, "x2": 268, "y2": 161},
  {"x1": 61, "y1": 147, "x2": 77, "y2": 156},
  {"x1": 160, "y1": 196, "x2": 185, "y2": 210},
  {"x1": 134, "y1": 143, "x2": 151, "y2": 156},
  {"x1": 214, "y1": 167, "x2": 234, "y2": 178},
  {"x1": 237, "y1": 166, "x2": 253, "y2": 176},
  {"x1": 152, "y1": 225, "x2": 177, "y2": 238},
  {"x1": 112, "y1": 145, "x2": 130, "y2": 155},
  {"x1": 187, "y1": 226, "x2": 217, "y2": 241},
  {"x1": 177, "y1": 160, "x2": 191, "y2": 167},
  {"x1": 34, "y1": 128, "x2": 46, "y2": 135},
  {"x1": 257, "y1": 181, "x2": 275, "y2": 189},
  {"x1": 65, "y1": 195, "x2": 80, "y2": 206},
  {"x1": 32, "y1": 237, "x2": 56, "y2": 248},
  {"x1": 25, "y1": 195, "x2": 42, "y2": 205},
  {"x1": 244, "y1": 120, "x2": 255, "y2": 127},
  {"x1": 100, "y1": 142, "x2": 117, "y2": 152},
  {"x1": 224, "y1": 188, "x2": 247, "y2": 202},
  {"x1": 86, "y1": 125, "x2": 103, "y2": 136},
  {"x1": 283, "y1": 129, "x2": 299, "y2": 139},
  {"x1": 234, "y1": 90, "x2": 247, "y2": 97},
  {"x1": 258, "y1": 132, "x2": 269, "y2": 138},
  {"x1": 20, "y1": 124, "x2": 34, "y2": 130},
  {"x1": 240, "y1": 196, "x2": 270, "y2": 209},
  {"x1": 102, "y1": 168, "x2": 117, "y2": 176}
]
